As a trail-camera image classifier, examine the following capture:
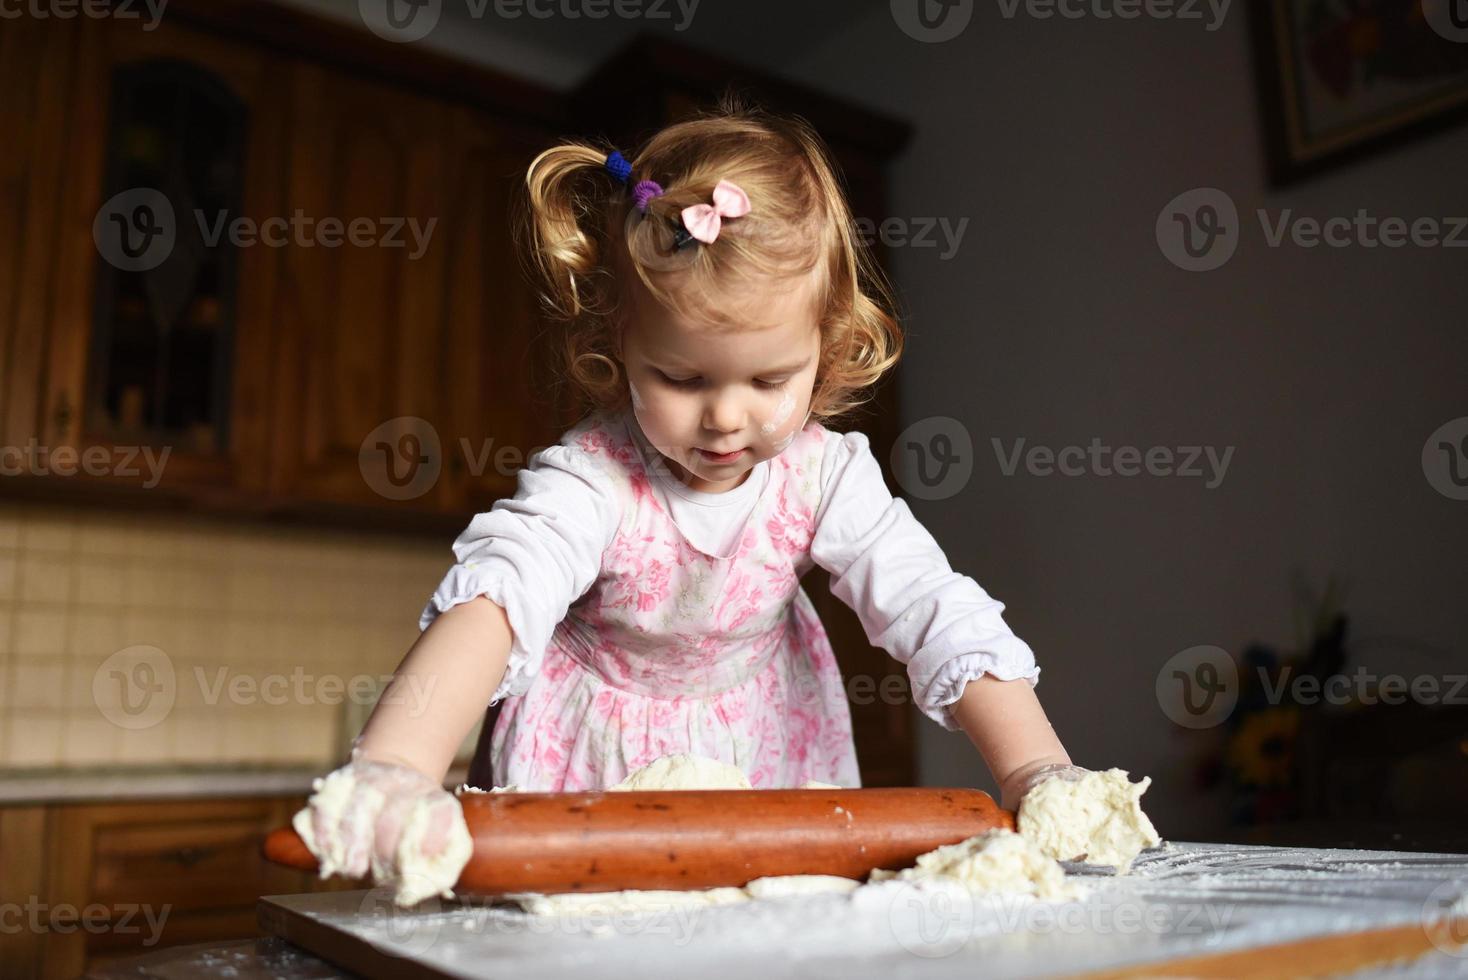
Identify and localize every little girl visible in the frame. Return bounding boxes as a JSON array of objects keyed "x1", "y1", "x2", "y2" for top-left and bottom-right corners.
[{"x1": 295, "y1": 98, "x2": 1088, "y2": 897}]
